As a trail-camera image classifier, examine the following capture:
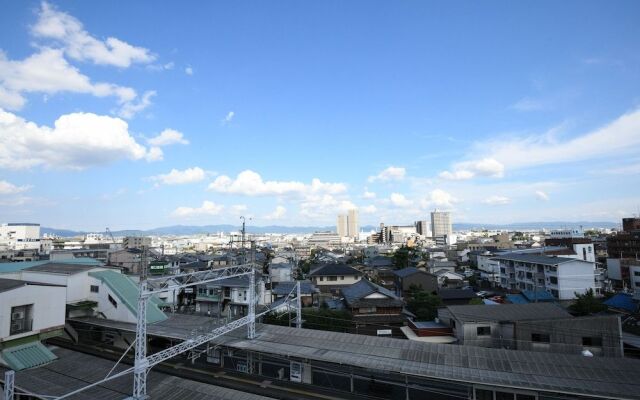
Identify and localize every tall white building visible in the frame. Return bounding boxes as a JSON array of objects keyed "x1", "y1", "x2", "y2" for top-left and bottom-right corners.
[
  {"x1": 0, "y1": 223, "x2": 41, "y2": 250},
  {"x1": 337, "y1": 215, "x2": 348, "y2": 238},
  {"x1": 430, "y1": 211, "x2": 452, "y2": 242},
  {"x1": 336, "y1": 209, "x2": 359, "y2": 239},
  {"x1": 347, "y1": 209, "x2": 359, "y2": 239}
]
